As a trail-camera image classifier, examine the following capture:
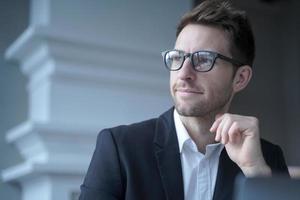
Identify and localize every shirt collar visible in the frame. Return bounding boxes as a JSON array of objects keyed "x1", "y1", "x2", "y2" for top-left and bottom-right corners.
[
  {"x1": 174, "y1": 109, "x2": 190, "y2": 153},
  {"x1": 173, "y1": 109, "x2": 224, "y2": 155}
]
